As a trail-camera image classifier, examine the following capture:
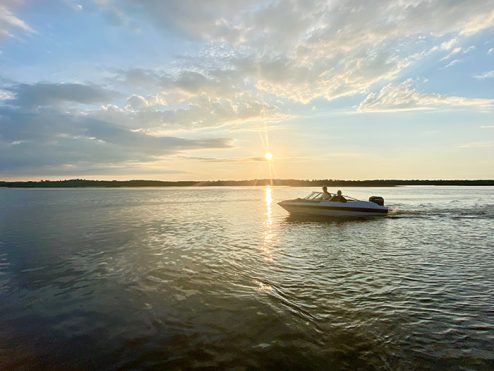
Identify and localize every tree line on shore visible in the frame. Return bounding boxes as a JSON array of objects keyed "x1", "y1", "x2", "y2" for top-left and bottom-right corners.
[{"x1": 1, "y1": 179, "x2": 493, "y2": 188}]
